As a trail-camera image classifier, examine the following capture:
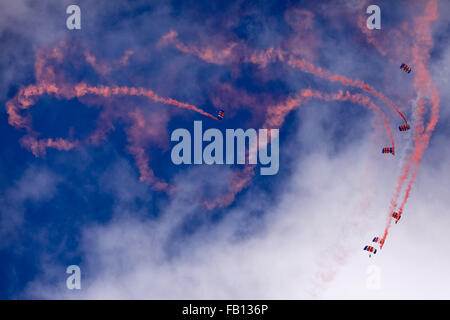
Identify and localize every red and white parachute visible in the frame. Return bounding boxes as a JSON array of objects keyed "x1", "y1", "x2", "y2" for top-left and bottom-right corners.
[
  {"x1": 363, "y1": 245, "x2": 377, "y2": 257},
  {"x1": 400, "y1": 63, "x2": 412, "y2": 74},
  {"x1": 382, "y1": 147, "x2": 395, "y2": 155}
]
